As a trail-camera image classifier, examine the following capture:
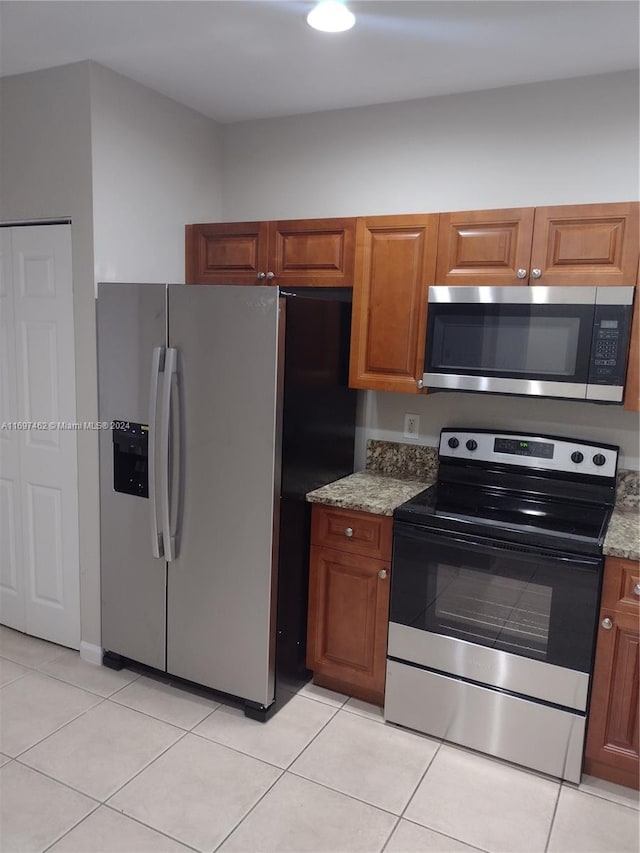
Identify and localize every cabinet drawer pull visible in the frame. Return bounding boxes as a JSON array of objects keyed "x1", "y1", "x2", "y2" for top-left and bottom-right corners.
[
  {"x1": 531, "y1": 268, "x2": 542, "y2": 279},
  {"x1": 378, "y1": 569, "x2": 388, "y2": 580},
  {"x1": 516, "y1": 268, "x2": 528, "y2": 279},
  {"x1": 344, "y1": 527, "x2": 353, "y2": 538},
  {"x1": 601, "y1": 617, "x2": 613, "y2": 630},
  {"x1": 634, "y1": 584, "x2": 640, "y2": 596}
]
